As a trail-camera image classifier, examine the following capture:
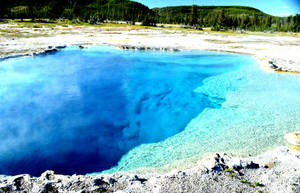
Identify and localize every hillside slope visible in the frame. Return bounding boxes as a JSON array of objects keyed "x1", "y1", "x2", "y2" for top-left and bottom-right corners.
[
  {"x1": 153, "y1": 6, "x2": 269, "y2": 24},
  {"x1": 1, "y1": 0, "x2": 152, "y2": 22},
  {"x1": 153, "y1": 5, "x2": 299, "y2": 32}
]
